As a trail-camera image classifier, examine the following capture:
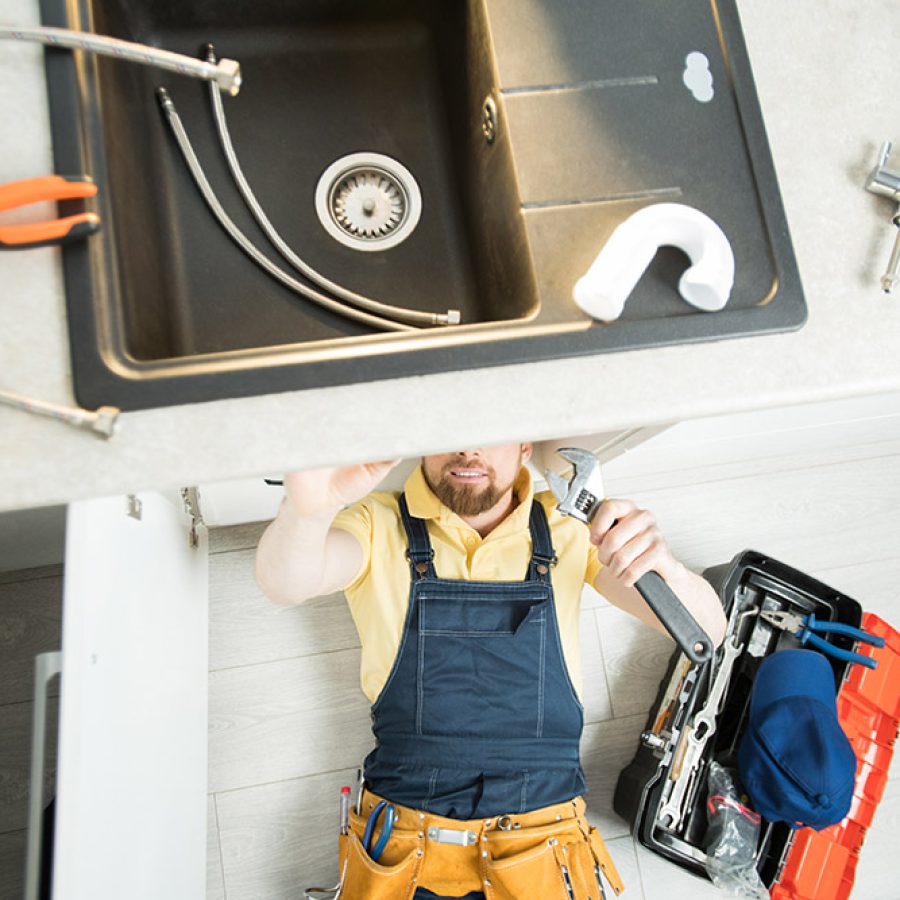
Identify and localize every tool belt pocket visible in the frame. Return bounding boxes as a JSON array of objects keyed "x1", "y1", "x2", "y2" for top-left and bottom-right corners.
[
  {"x1": 554, "y1": 835, "x2": 609, "y2": 900},
  {"x1": 486, "y1": 823, "x2": 621, "y2": 900},
  {"x1": 337, "y1": 825, "x2": 421, "y2": 900},
  {"x1": 485, "y1": 837, "x2": 573, "y2": 900},
  {"x1": 584, "y1": 824, "x2": 623, "y2": 896}
]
